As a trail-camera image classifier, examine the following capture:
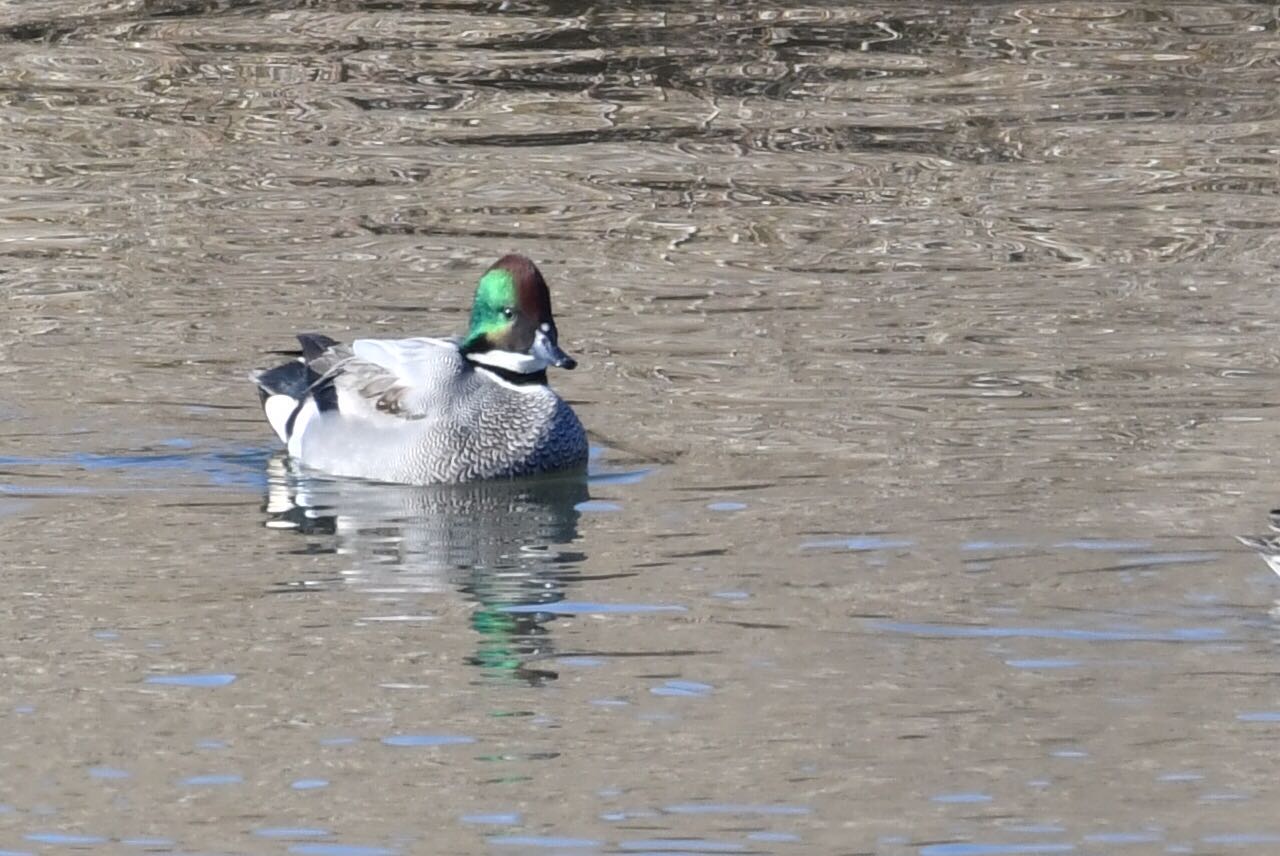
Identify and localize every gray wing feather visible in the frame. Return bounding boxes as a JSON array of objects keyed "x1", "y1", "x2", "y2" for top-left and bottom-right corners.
[{"x1": 309, "y1": 337, "x2": 465, "y2": 421}]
